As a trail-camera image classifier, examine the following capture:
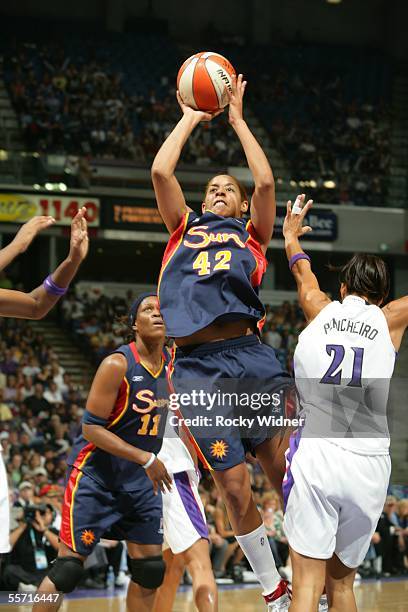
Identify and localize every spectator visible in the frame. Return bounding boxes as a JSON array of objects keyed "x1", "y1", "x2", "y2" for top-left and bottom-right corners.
[
  {"x1": 38, "y1": 484, "x2": 63, "y2": 530},
  {"x1": 25, "y1": 384, "x2": 51, "y2": 417},
  {"x1": 43, "y1": 381, "x2": 63, "y2": 405},
  {"x1": 3, "y1": 504, "x2": 58, "y2": 590},
  {"x1": 14, "y1": 481, "x2": 35, "y2": 509},
  {"x1": 263, "y1": 323, "x2": 282, "y2": 350}
]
